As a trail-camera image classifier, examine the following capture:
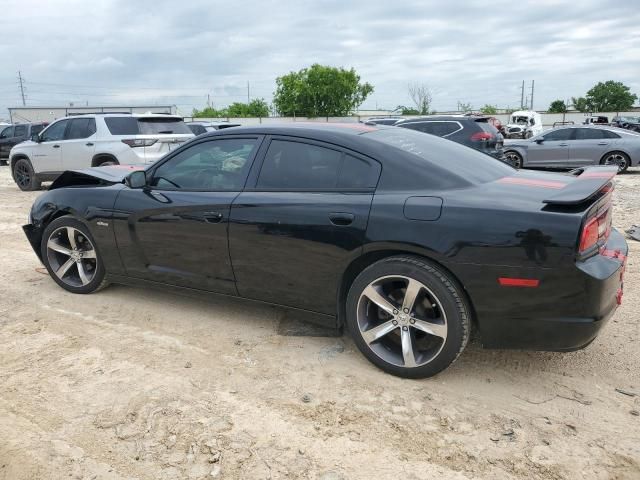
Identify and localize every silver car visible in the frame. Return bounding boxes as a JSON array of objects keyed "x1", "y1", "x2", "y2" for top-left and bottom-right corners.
[{"x1": 504, "y1": 125, "x2": 640, "y2": 173}]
